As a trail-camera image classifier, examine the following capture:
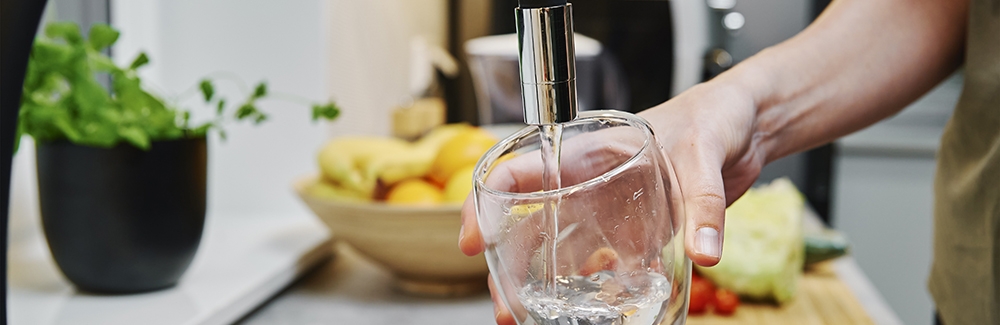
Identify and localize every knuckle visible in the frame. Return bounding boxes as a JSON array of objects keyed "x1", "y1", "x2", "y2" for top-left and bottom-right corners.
[{"x1": 688, "y1": 187, "x2": 726, "y2": 214}]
